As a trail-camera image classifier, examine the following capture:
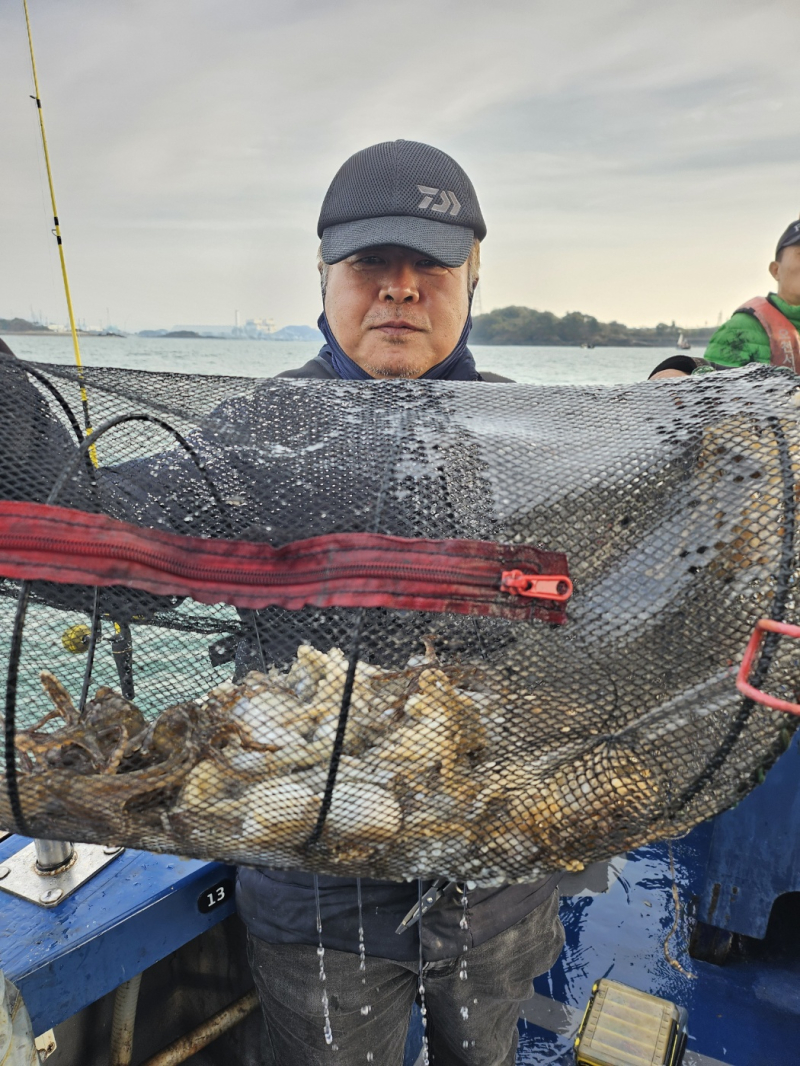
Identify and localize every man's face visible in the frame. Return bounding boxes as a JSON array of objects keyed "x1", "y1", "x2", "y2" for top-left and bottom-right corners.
[
  {"x1": 323, "y1": 244, "x2": 471, "y2": 379},
  {"x1": 770, "y1": 245, "x2": 800, "y2": 305}
]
